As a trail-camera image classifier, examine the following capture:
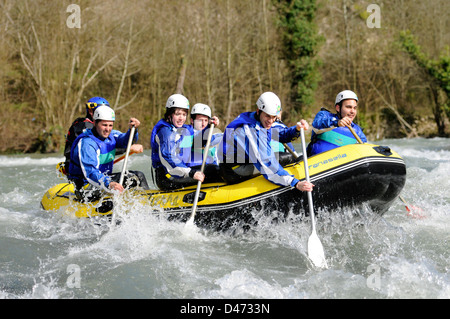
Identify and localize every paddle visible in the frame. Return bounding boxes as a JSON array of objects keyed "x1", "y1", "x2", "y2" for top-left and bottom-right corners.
[
  {"x1": 185, "y1": 123, "x2": 215, "y2": 227},
  {"x1": 344, "y1": 124, "x2": 363, "y2": 144},
  {"x1": 114, "y1": 151, "x2": 136, "y2": 164},
  {"x1": 300, "y1": 127, "x2": 328, "y2": 269},
  {"x1": 108, "y1": 125, "x2": 136, "y2": 226},
  {"x1": 398, "y1": 194, "x2": 425, "y2": 219},
  {"x1": 119, "y1": 125, "x2": 136, "y2": 186},
  {"x1": 282, "y1": 142, "x2": 299, "y2": 157}
]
